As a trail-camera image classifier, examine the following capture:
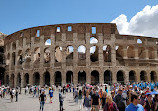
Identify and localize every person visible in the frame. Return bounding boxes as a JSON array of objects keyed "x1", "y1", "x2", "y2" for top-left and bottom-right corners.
[
  {"x1": 144, "y1": 94, "x2": 156, "y2": 111},
  {"x1": 83, "y1": 91, "x2": 91, "y2": 111},
  {"x1": 91, "y1": 89, "x2": 100, "y2": 111},
  {"x1": 100, "y1": 92, "x2": 106, "y2": 109},
  {"x1": 49, "y1": 88, "x2": 53, "y2": 103},
  {"x1": 10, "y1": 88, "x2": 14, "y2": 102},
  {"x1": 74, "y1": 88, "x2": 78, "y2": 104},
  {"x1": 114, "y1": 88, "x2": 126, "y2": 111},
  {"x1": 0, "y1": 88, "x2": 2, "y2": 98},
  {"x1": 59, "y1": 89, "x2": 64, "y2": 111},
  {"x1": 39, "y1": 91, "x2": 47, "y2": 111},
  {"x1": 111, "y1": 91, "x2": 116, "y2": 102},
  {"x1": 153, "y1": 94, "x2": 158, "y2": 111},
  {"x1": 103, "y1": 95, "x2": 119, "y2": 111},
  {"x1": 78, "y1": 89, "x2": 83, "y2": 110},
  {"x1": 140, "y1": 93, "x2": 146, "y2": 106},
  {"x1": 15, "y1": 87, "x2": 19, "y2": 102},
  {"x1": 125, "y1": 94, "x2": 144, "y2": 111},
  {"x1": 98, "y1": 89, "x2": 103, "y2": 101}
]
